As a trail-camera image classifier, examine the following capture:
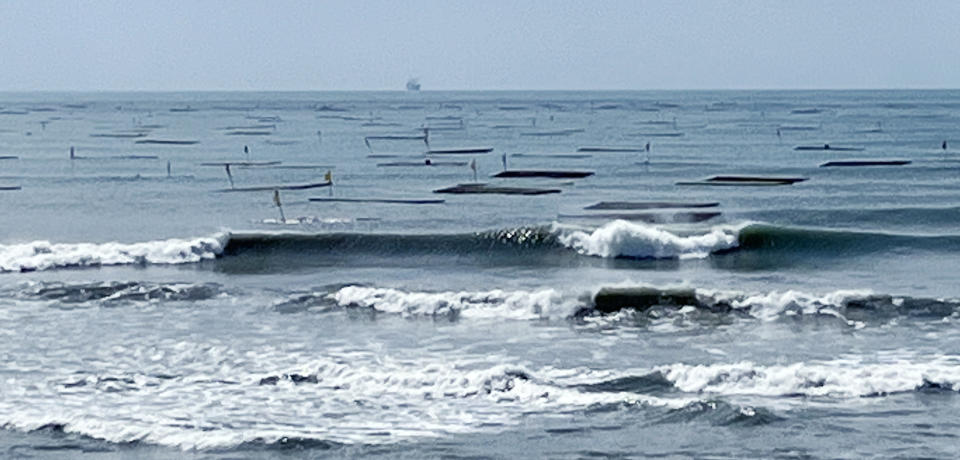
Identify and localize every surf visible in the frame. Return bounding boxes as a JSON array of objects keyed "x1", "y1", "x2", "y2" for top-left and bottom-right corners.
[{"x1": 5, "y1": 221, "x2": 960, "y2": 273}]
